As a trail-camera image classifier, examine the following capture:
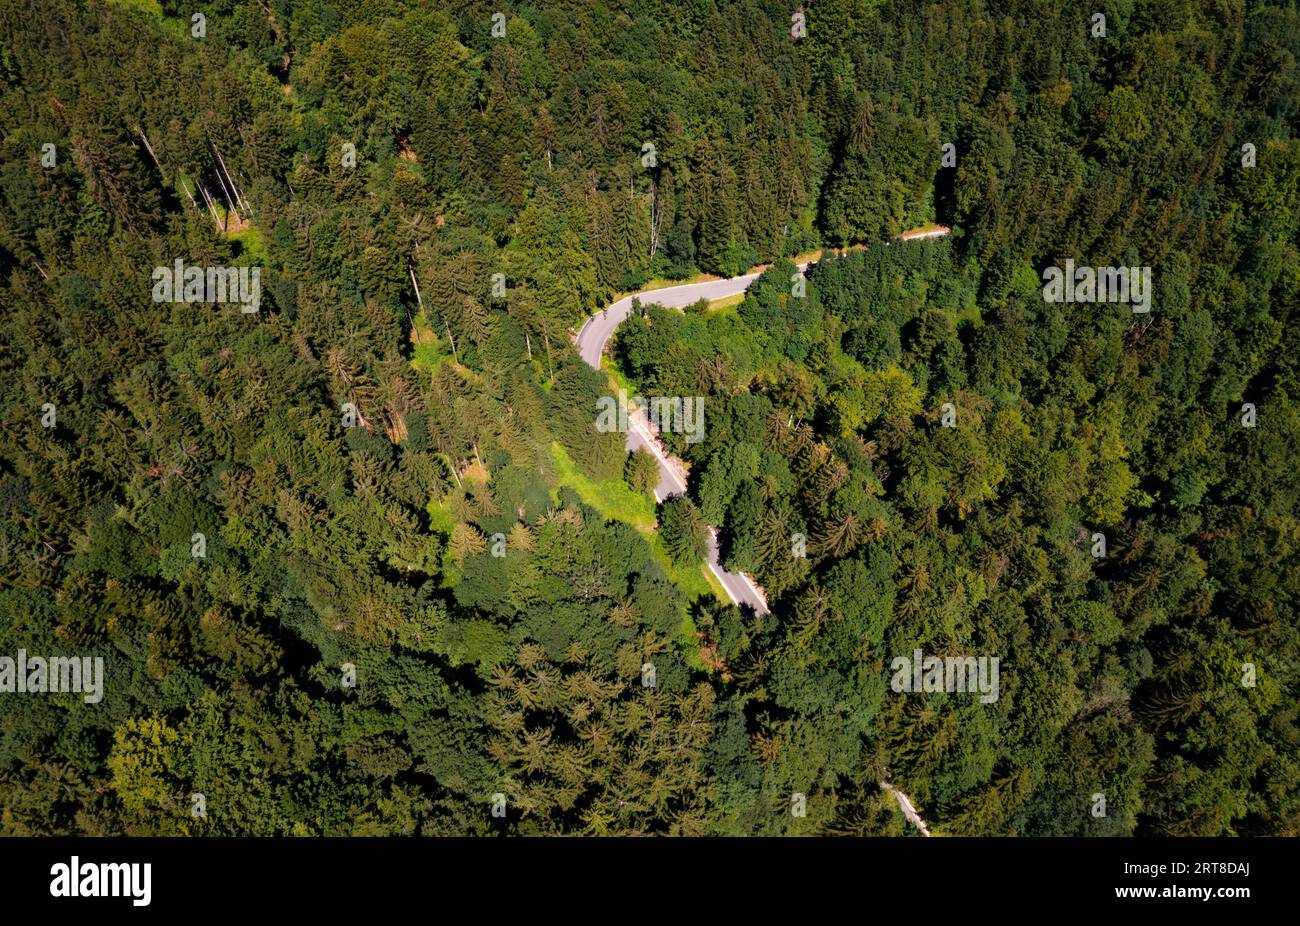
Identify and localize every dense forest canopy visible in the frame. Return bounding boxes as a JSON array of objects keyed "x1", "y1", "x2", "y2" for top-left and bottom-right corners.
[{"x1": 0, "y1": 0, "x2": 1297, "y2": 836}]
